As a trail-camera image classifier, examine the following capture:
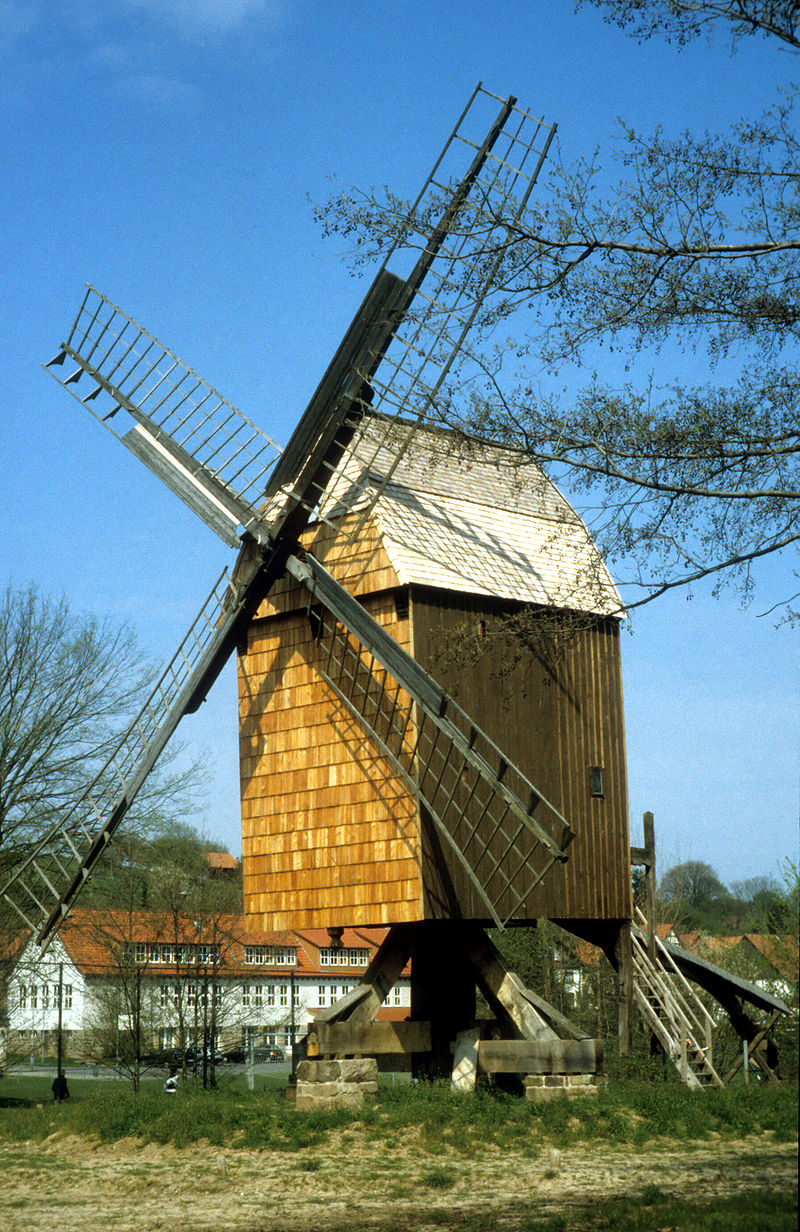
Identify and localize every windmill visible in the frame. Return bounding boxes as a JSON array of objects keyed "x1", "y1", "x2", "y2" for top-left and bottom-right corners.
[{"x1": 3, "y1": 86, "x2": 621, "y2": 1088}]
